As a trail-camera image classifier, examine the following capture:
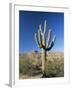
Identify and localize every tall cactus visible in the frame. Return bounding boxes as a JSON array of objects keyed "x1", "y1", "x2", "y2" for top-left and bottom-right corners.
[{"x1": 35, "y1": 20, "x2": 56, "y2": 74}]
